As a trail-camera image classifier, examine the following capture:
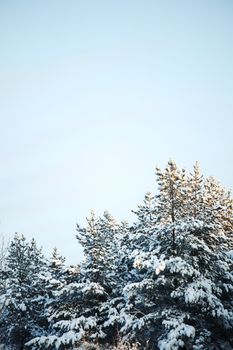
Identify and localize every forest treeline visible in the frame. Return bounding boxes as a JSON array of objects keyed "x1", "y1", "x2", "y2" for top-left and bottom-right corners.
[{"x1": 0, "y1": 161, "x2": 232, "y2": 350}]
